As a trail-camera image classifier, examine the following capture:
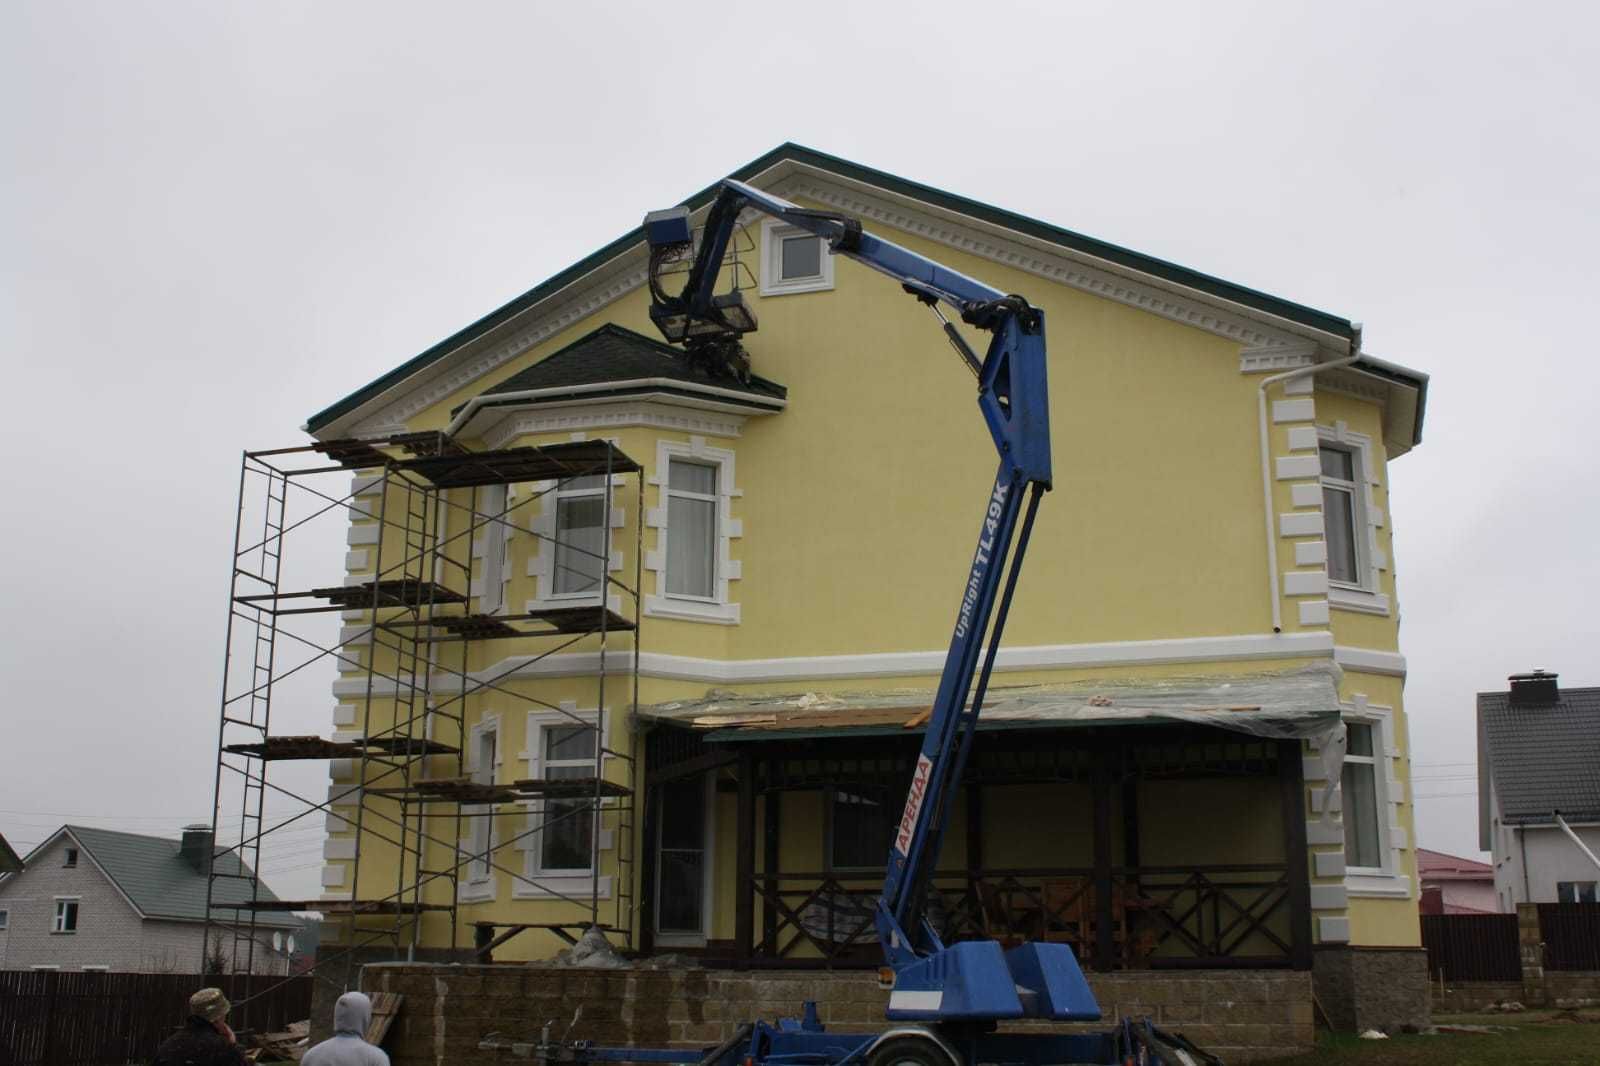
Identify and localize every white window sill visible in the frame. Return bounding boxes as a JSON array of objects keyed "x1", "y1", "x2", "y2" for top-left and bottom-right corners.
[
  {"x1": 526, "y1": 594, "x2": 622, "y2": 614},
  {"x1": 1329, "y1": 586, "x2": 1391, "y2": 616},
  {"x1": 645, "y1": 595, "x2": 740, "y2": 626},
  {"x1": 513, "y1": 873, "x2": 612, "y2": 900},
  {"x1": 459, "y1": 878, "x2": 497, "y2": 903},
  {"x1": 1345, "y1": 870, "x2": 1413, "y2": 898},
  {"x1": 760, "y1": 275, "x2": 833, "y2": 296},
  {"x1": 653, "y1": 932, "x2": 708, "y2": 948}
]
